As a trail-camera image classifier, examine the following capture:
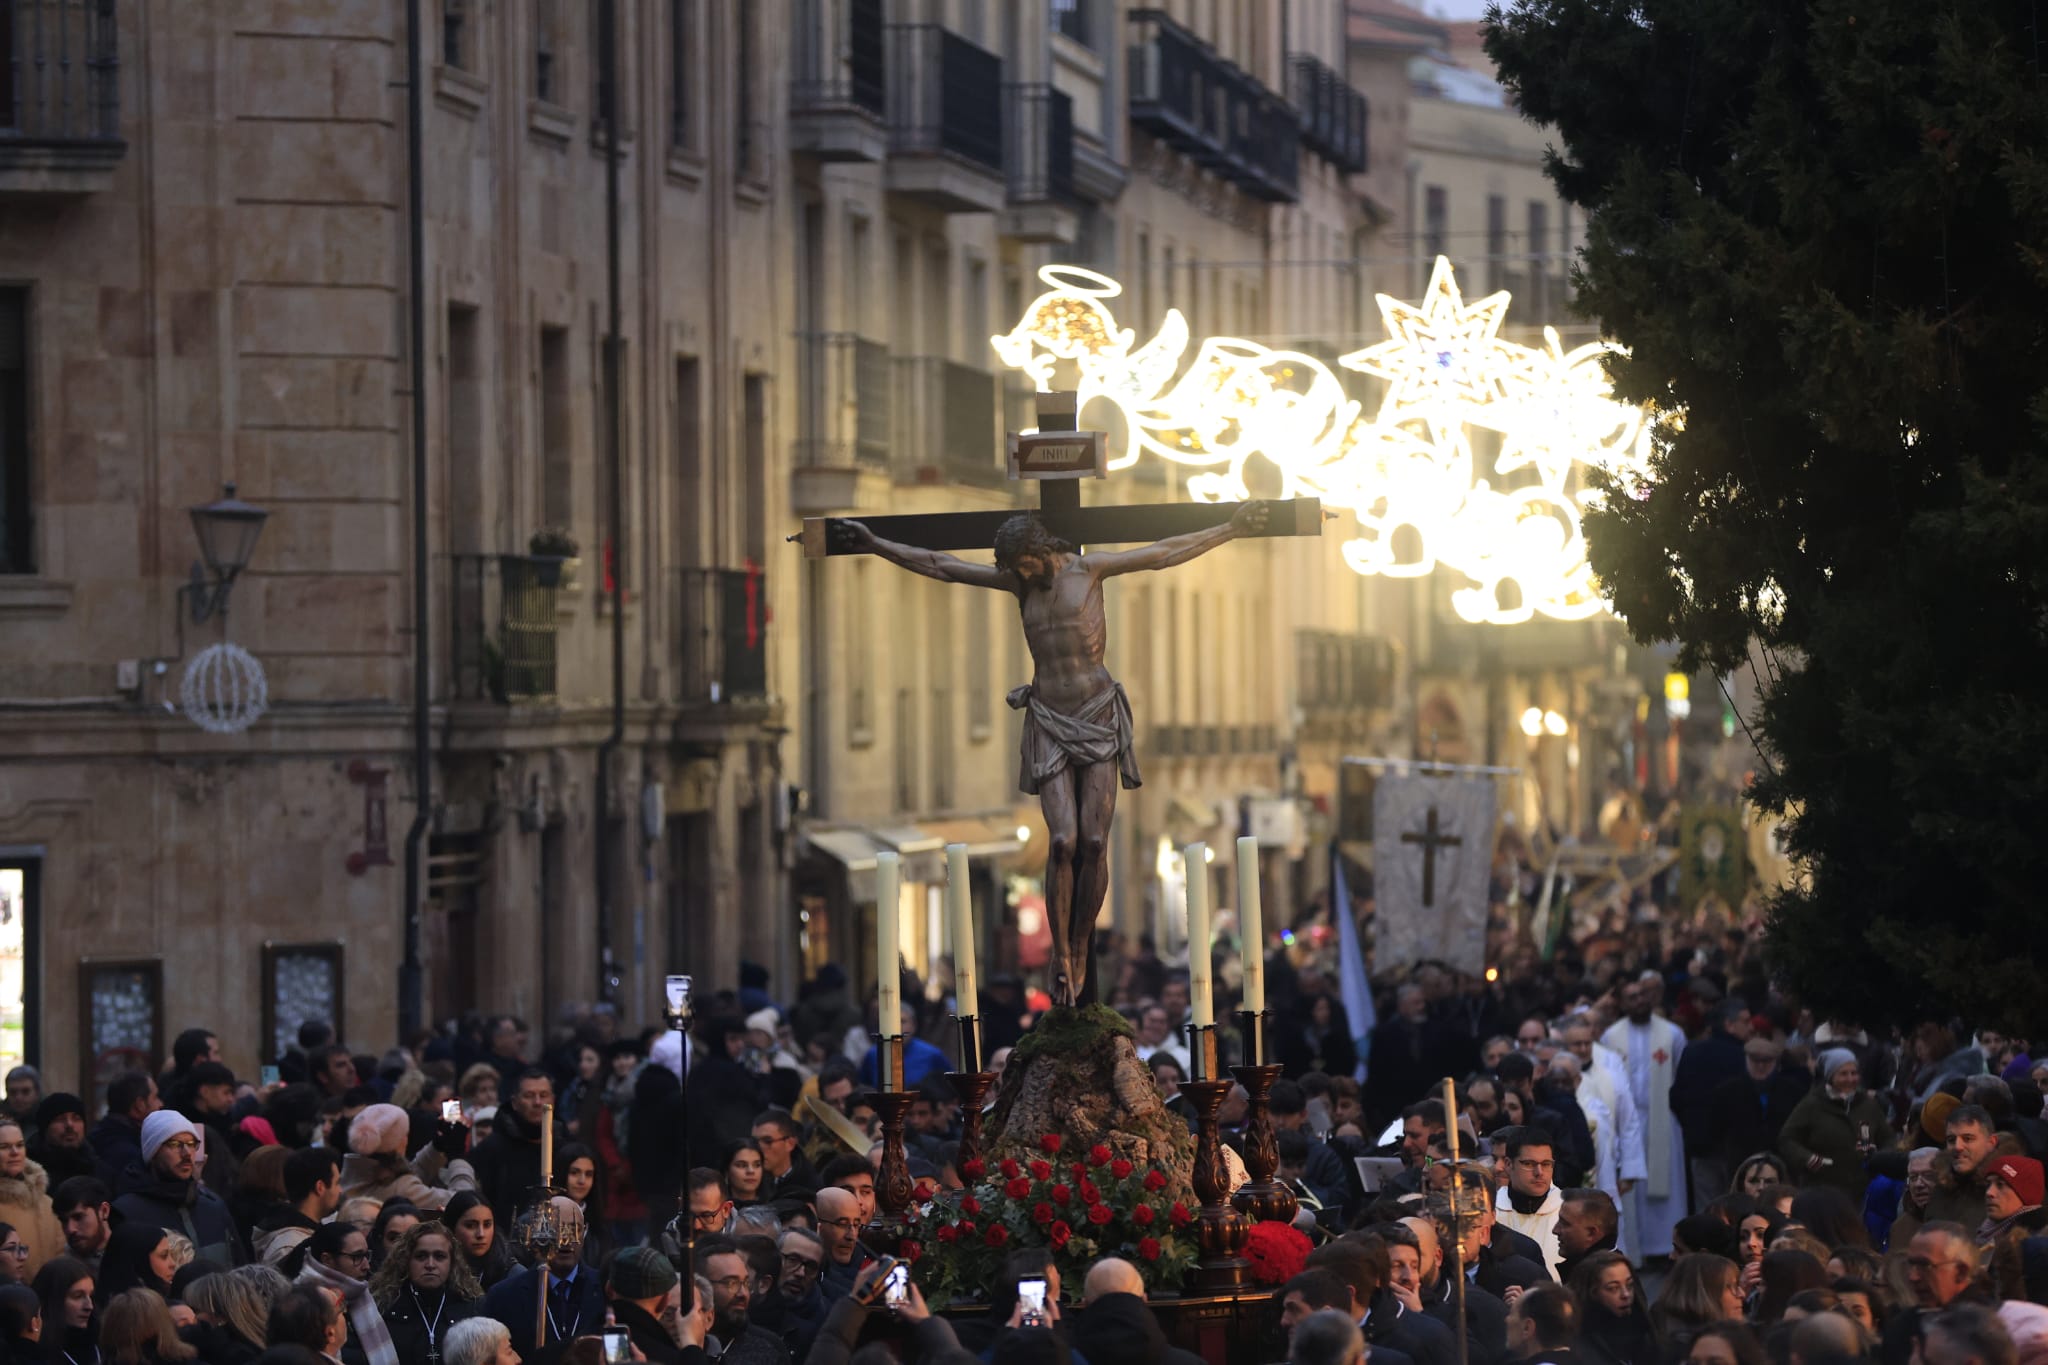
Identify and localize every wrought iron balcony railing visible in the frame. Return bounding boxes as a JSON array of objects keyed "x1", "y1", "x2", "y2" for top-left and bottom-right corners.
[
  {"x1": 450, "y1": 555, "x2": 560, "y2": 703},
  {"x1": 885, "y1": 22, "x2": 1002, "y2": 171},
  {"x1": 1289, "y1": 53, "x2": 1368, "y2": 175}
]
